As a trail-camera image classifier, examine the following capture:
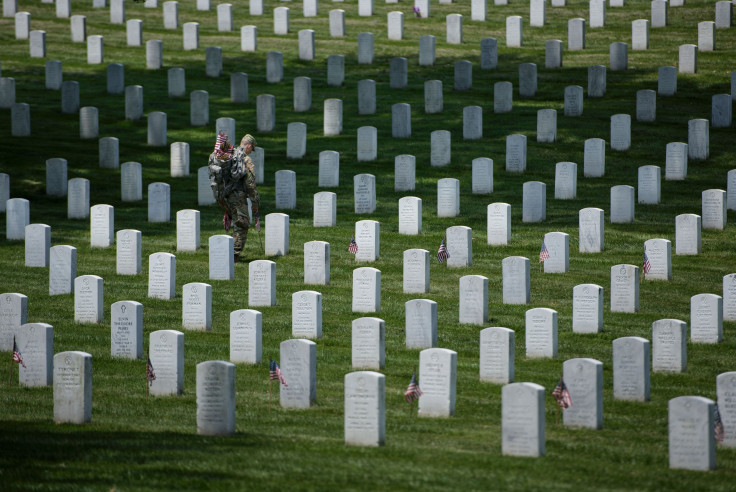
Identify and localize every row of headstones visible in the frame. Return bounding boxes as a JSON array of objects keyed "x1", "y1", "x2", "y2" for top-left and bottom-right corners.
[
  {"x1": 9, "y1": 324, "x2": 735, "y2": 467},
  {"x1": 15, "y1": 59, "x2": 727, "y2": 138},
  {"x1": 4, "y1": 177, "x2": 733, "y2": 257},
  {"x1": 12, "y1": 198, "x2": 730, "y2": 293},
  {"x1": 12, "y1": 217, "x2": 736, "y2": 337},
  {"x1": 14, "y1": 257, "x2": 729, "y2": 346},
  {"x1": 8, "y1": 39, "x2": 735, "y2": 124}
]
